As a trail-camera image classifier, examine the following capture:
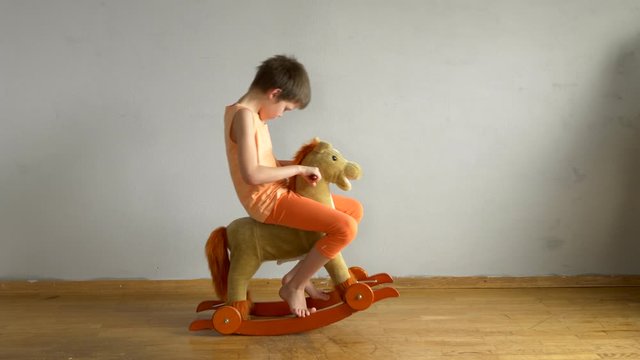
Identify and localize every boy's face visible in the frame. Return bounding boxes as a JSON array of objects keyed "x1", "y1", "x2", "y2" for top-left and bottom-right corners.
[{"x1": 259, "y1": 95, "x2": 298, "y2": 121}]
